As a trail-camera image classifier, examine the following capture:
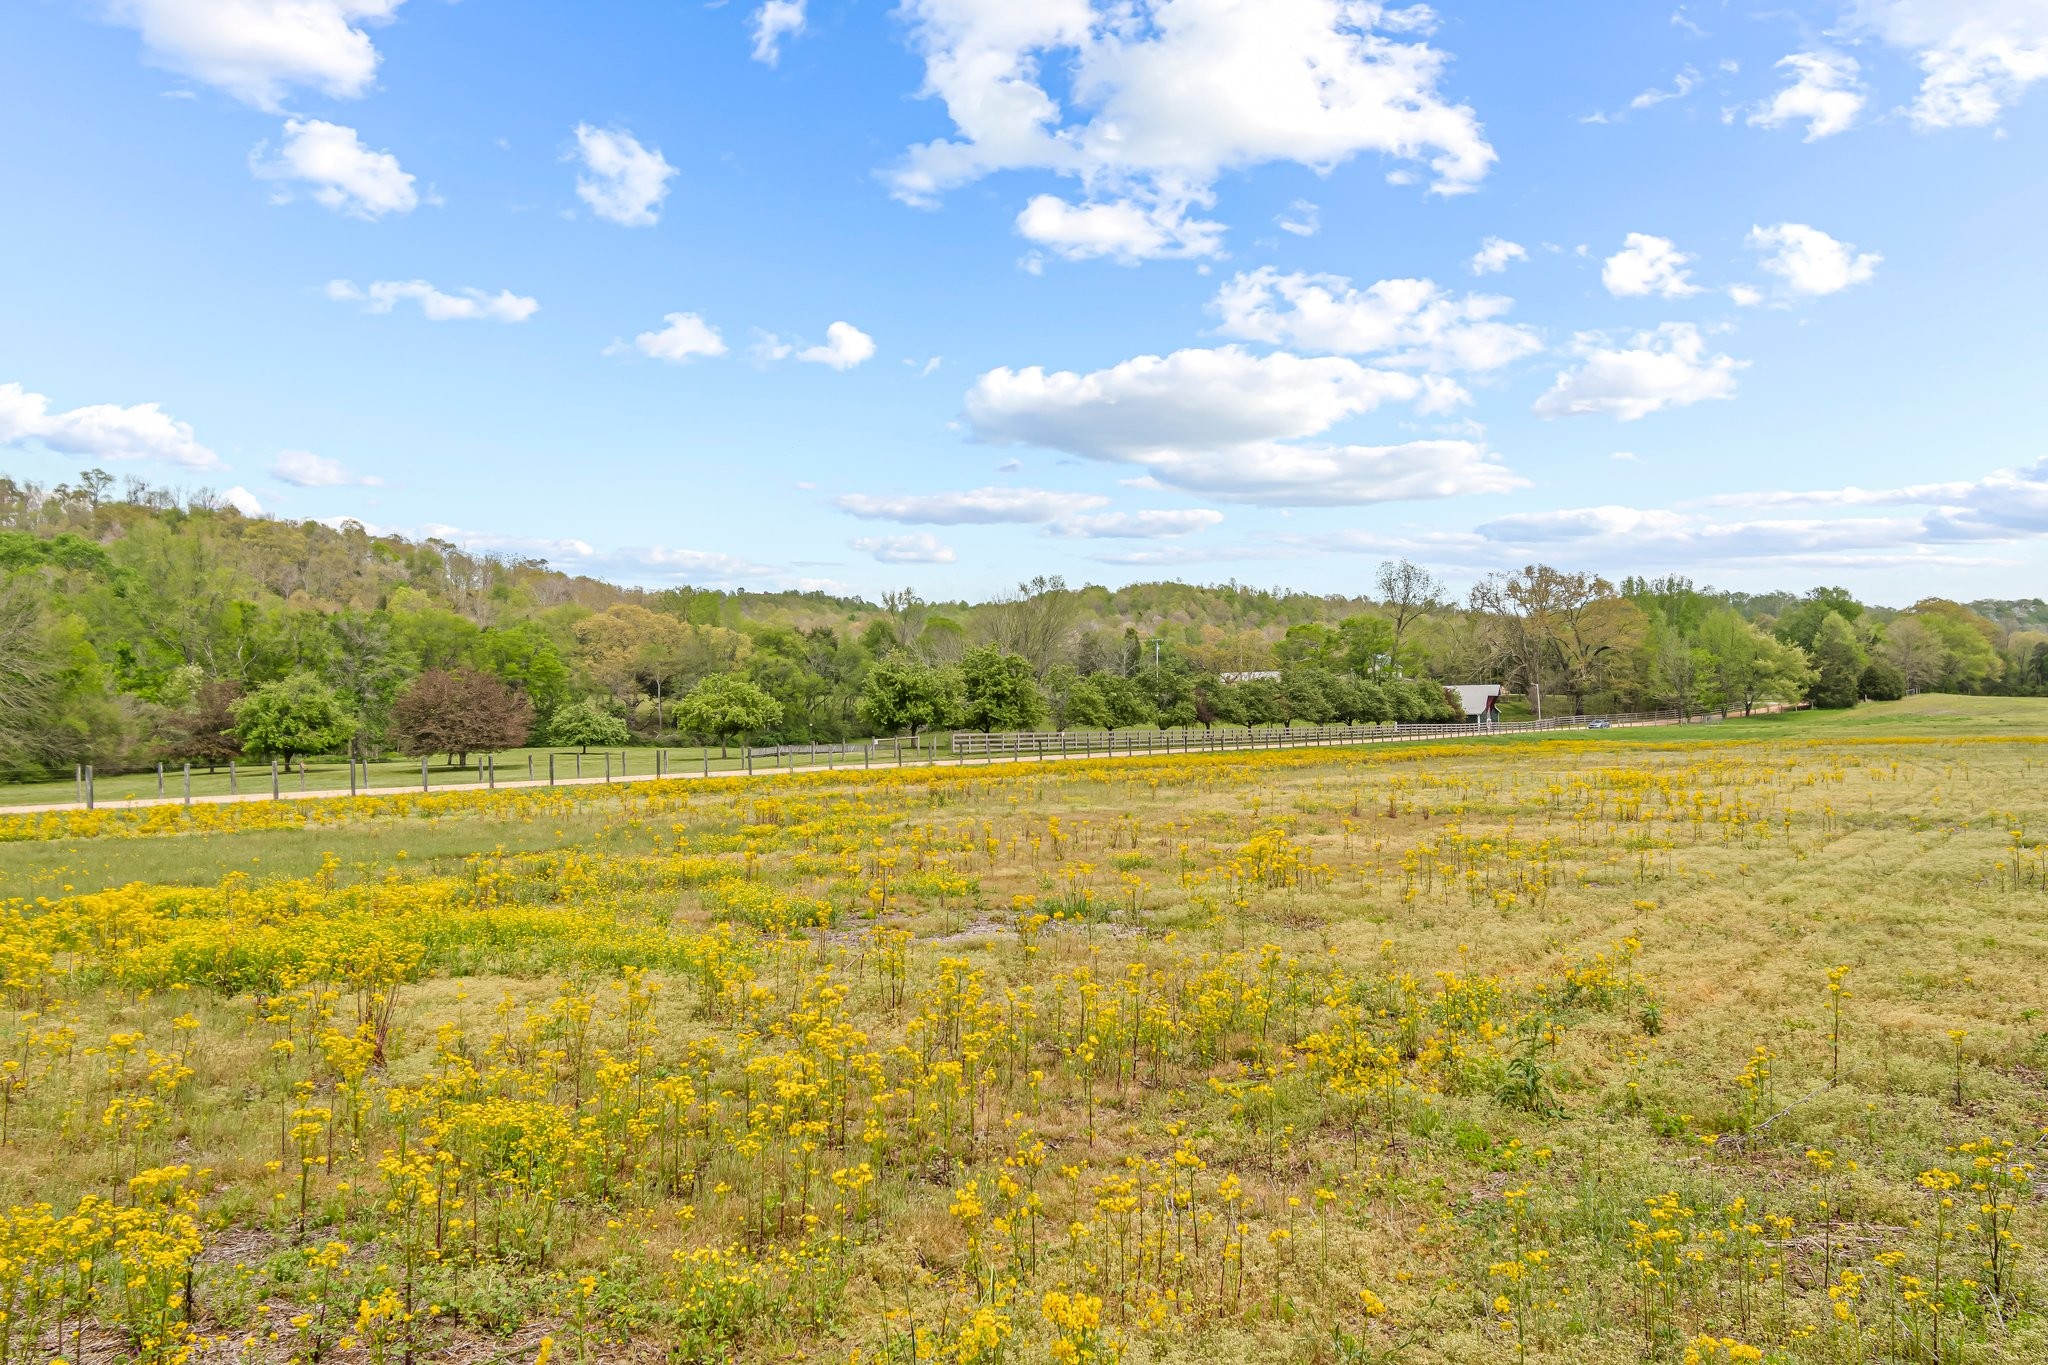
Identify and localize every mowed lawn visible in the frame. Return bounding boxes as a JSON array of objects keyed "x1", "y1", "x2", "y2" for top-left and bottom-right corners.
[{"x1": 2, "y1": 709, "x2": 2047, "y2": 1363}]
